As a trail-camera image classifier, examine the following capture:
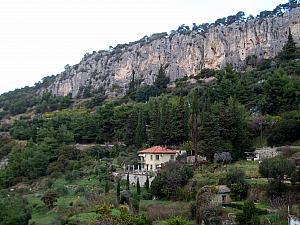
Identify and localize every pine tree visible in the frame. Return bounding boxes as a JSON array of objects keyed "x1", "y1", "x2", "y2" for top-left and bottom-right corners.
[
  {"x1": 126, "y1": 173, "x2": 130, "y2": 190},
  {"x1": 136, "y1": 177, "x2": 141, "y2": 195},
  {"x1": 279, "y1": 28, "x2": 298, "y2": 61}
]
